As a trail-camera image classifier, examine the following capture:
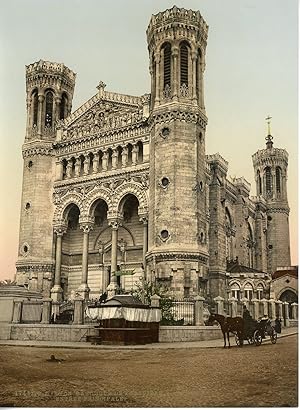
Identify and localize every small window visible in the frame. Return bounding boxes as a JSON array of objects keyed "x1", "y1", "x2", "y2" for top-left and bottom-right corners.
[
  {"x1": 45, "y1": 91, "x2": 54, "y2": 127},
  {"x1": 161, "y1": 230, "x2": 169, "y2": 240},
  {"x1": 161, "y1": 177, "x2": 169, "y2": 187},
  {"x1": 25, "y1": 202, "x2": 31, "y2": 210},
  {"x1": 28, "y1": 160, "x2": 33, "y2": 169},
  {"x1": 161, "y1": 127, "x2": 170, "y2": 138},
  {"x1": 32, "y1": 91, "x2": 38, "y2": 127}
]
